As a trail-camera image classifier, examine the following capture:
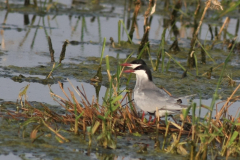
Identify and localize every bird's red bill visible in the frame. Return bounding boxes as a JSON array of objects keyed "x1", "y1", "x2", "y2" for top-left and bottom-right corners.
[
  {"x1": 120, "y1": 63, "x2": 131, "y2": 66},
  {"x1": 124, "y1": 69, "x2": 134, "y2": 73}
]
